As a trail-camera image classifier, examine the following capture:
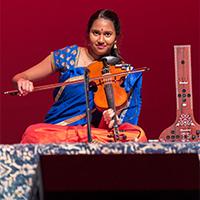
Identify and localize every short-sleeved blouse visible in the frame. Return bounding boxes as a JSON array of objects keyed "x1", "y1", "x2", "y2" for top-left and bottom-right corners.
[{"x1": 43, "y1": 45, "x2": 143, "y2": 126}]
